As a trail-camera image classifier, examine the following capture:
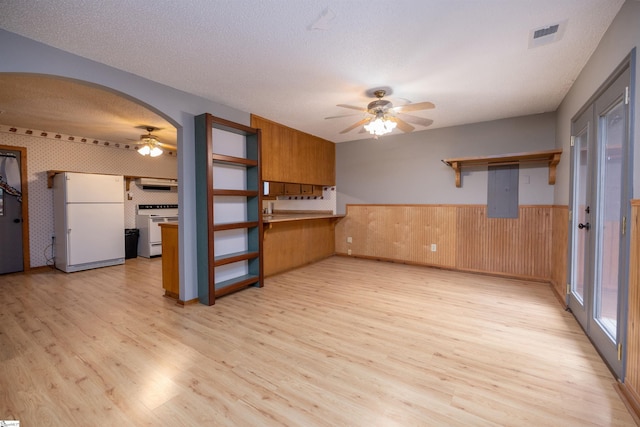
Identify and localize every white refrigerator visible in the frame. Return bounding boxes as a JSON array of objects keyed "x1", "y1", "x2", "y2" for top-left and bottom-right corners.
[{"x1": 53, "y1": 172, "x2": 125, "y2": 272}]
